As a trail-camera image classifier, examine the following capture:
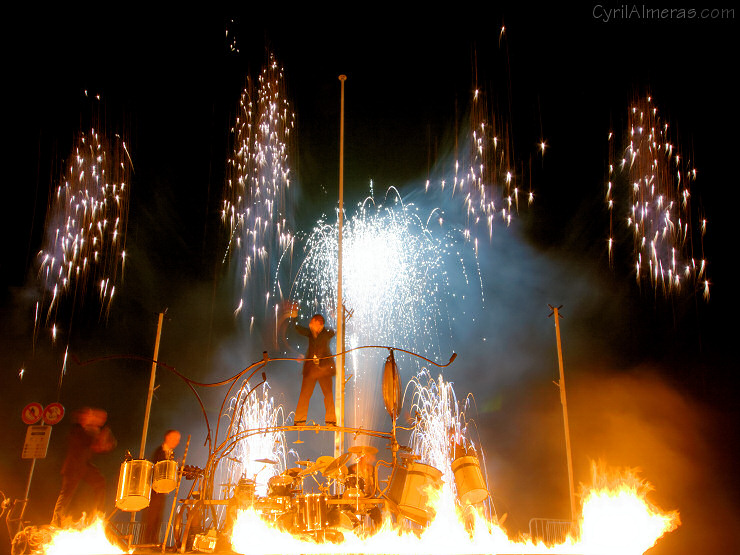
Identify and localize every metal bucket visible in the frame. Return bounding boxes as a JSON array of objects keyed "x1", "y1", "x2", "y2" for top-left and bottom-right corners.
[
  {"x1": 115, "y1": 459, "x2": 153, "y2": 511},
  {"x1": 387, "y1": 462, "x2": 442, "y2": 523},
  {"x1": 451, "y1": 455, "x2": 488, "y2": 505},
  {"x1": 152, "y1": 459, "x2": 178, "y2": 493}
]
